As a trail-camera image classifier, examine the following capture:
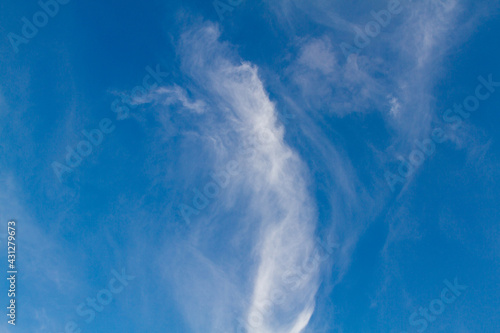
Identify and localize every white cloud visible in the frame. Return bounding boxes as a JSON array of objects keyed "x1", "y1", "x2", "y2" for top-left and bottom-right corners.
[
  {"x1": 272, "y1": 0, "x2": 483, "y2": 147},
  {"x1": 132, "y1": 84, "x2": 207, "y2": 114},
  {"x1": 297, "y1": 37, "x2": 336, "y2": 75},
  {"x1": 388, "y1": 95, "x2": 401, "y2": 117},
  {"x1": 151, "y1": 22, "x2": 323, "y2": 333}
]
